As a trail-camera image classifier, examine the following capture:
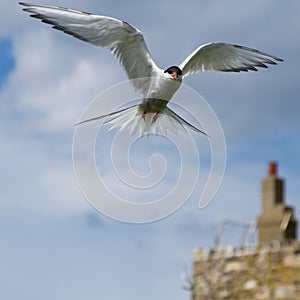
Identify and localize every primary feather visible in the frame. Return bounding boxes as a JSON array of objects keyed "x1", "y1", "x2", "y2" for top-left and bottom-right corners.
[
  {"x1": 19, "y1": 2, "x2": 159, "y2": 95},
  {"x1": 179, "y1": 42, "x2": 283, "y2": 76}
]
